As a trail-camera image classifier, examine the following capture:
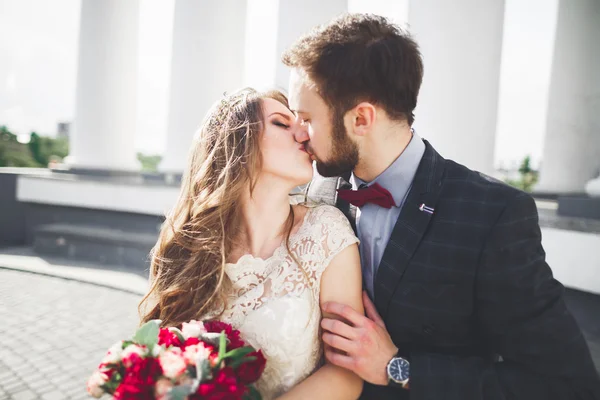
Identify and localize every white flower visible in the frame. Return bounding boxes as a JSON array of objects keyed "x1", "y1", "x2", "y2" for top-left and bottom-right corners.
[
  {"x1": 86, "y1": 370, "x2": 108, "y2": 398},
  {"x1": 154, "y1": 378, "x2": 174, "y2": 400},
  {"x1": 159, "y1": 348, "x2": 187, "y2": 379},
  {"x1": 101, "y1": 340, "x2": 124, "y2": 365},
  {"x1": 181, "y1": 320, "x2": 207, "y2": 339},
  {"x1": 152, "y1": 344, "x2": 165, "y2": 357},
  {"x1": 121, "y1": 344, "x2": 147, "y2": 367},
  {"x1": 183, "y1": 343, "x2": 211, "y2": 366}
]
